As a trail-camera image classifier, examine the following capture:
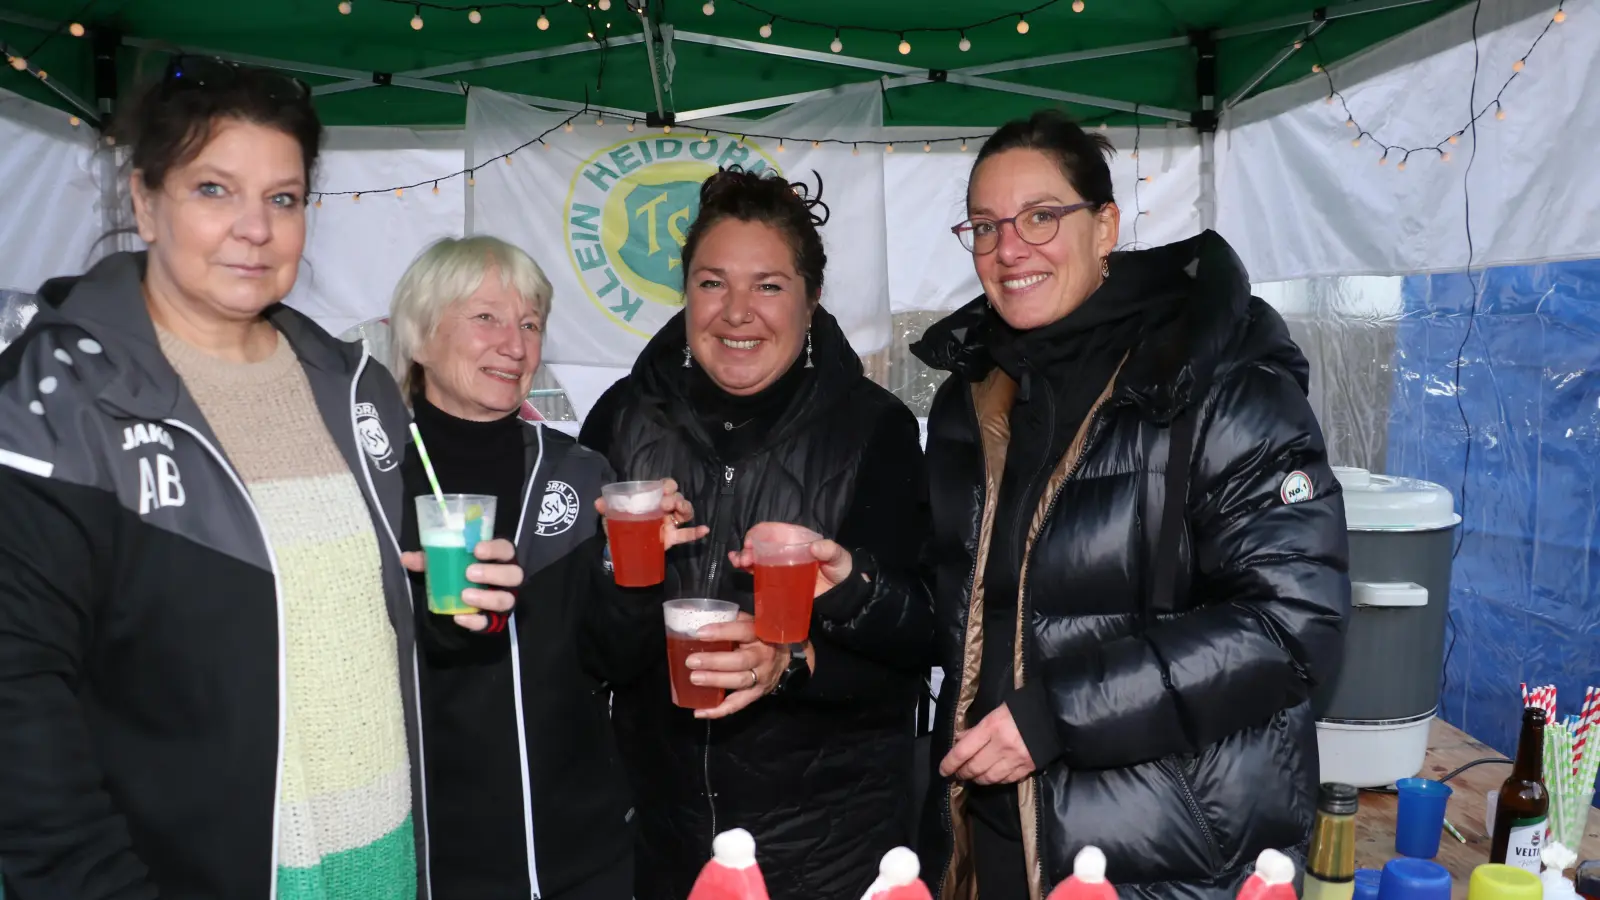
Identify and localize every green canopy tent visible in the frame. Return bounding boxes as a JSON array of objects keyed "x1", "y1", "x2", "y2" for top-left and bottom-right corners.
[{"x1": 0, "y1": 0, "x2": 1464, "y2": 134}]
